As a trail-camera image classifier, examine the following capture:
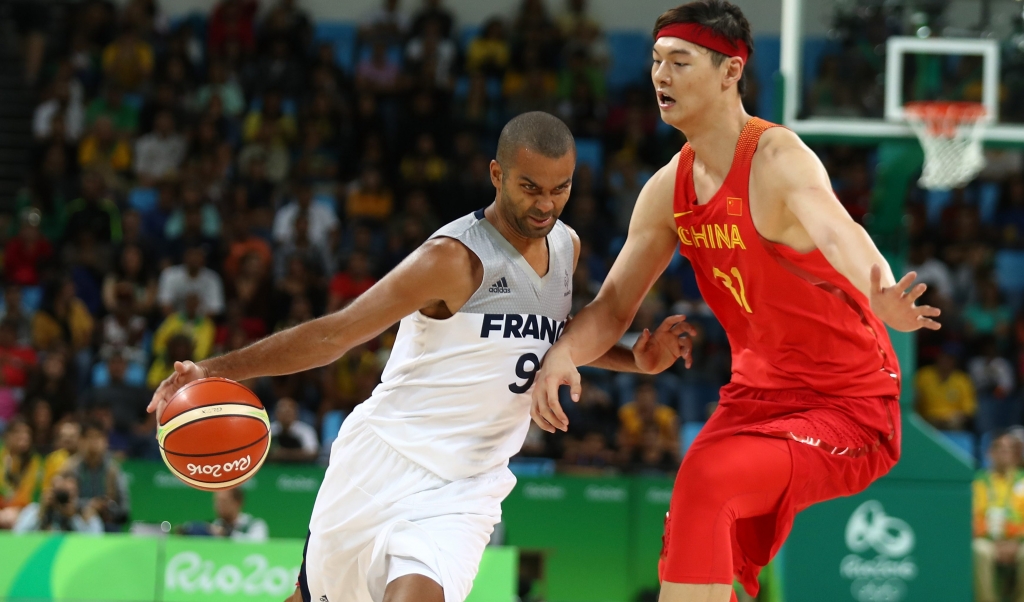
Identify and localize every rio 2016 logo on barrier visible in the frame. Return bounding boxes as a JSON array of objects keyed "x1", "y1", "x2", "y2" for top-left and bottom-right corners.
[
  {"x1": 840, "y1": 500, "x2": 918, "y2": 602},
  {"x1": 165, "y1": 551, "x2": 299, "y2": 596}
]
